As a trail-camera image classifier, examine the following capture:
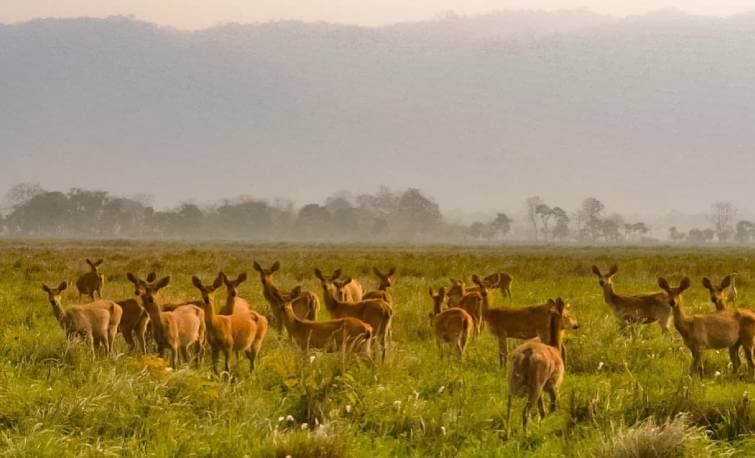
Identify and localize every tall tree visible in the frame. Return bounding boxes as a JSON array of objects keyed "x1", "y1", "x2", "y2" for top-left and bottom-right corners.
[{"x1": 525, "y1": 196, "x2": 543, "y2": 241}]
